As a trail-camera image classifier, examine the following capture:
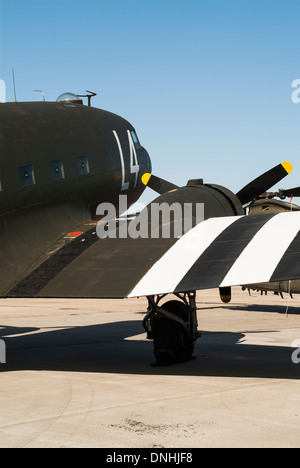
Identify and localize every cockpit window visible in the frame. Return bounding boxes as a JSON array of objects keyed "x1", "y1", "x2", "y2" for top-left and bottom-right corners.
[{"x1": 131, "y1": 130, "x2": 141, "y2": 150}]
